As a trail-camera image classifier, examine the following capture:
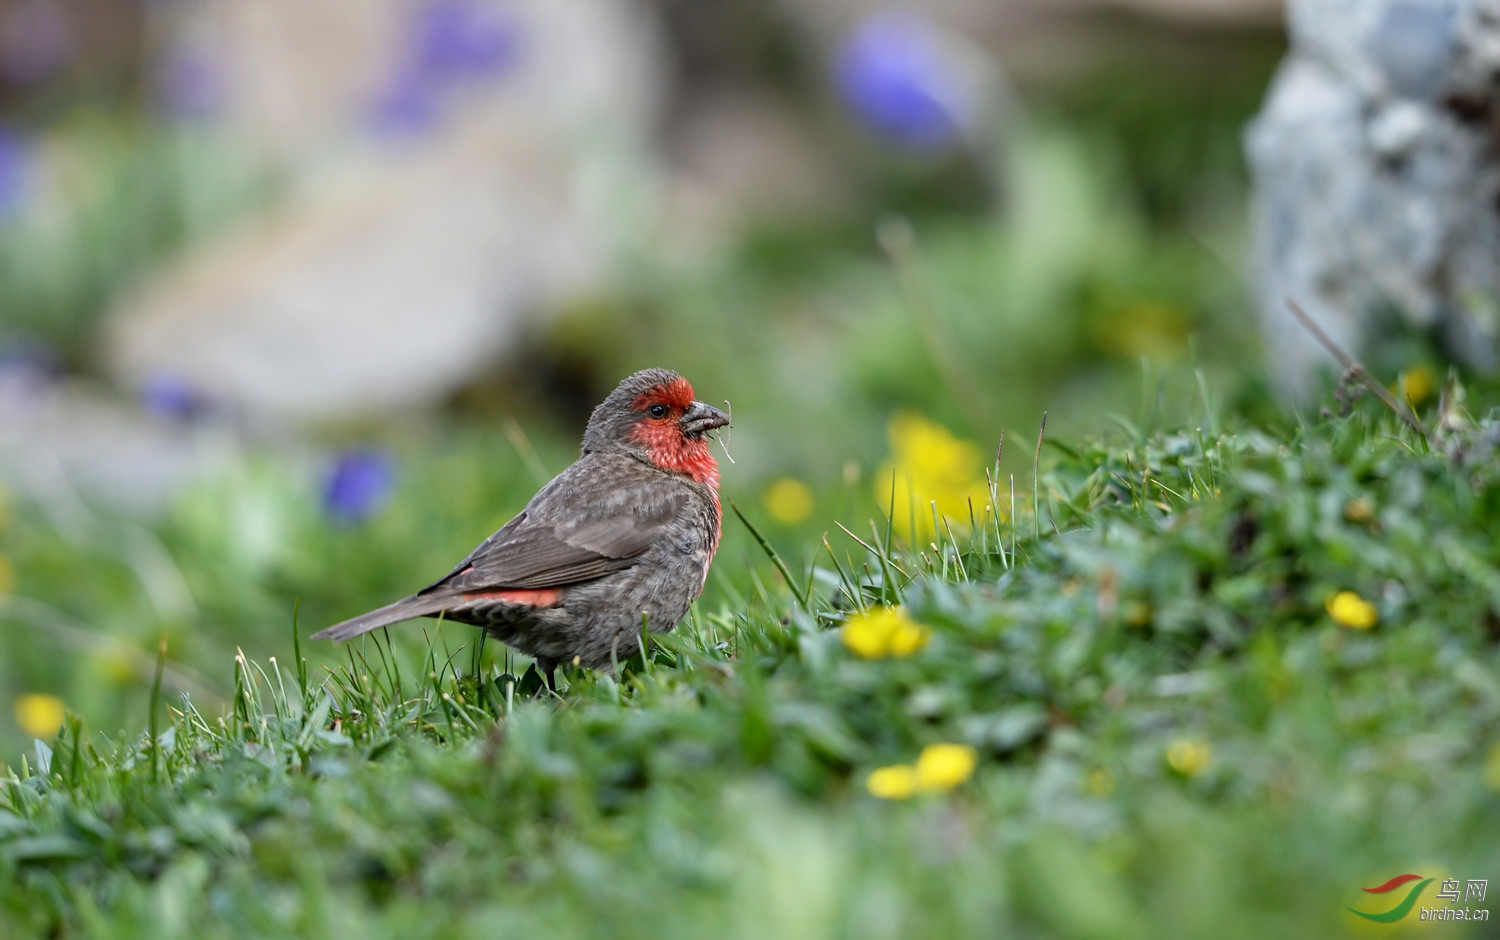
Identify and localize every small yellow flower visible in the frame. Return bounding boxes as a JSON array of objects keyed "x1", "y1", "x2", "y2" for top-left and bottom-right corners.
[
  {"x1": 763, "y1": 478, "x2": 815, "y2": 525},
  {"x1": 1327, "y1": 591, "x2": 1378, "y2": 630},
  {"x1": 867, "y1": 744, "x2": 979, "y2": 799},
  {"x1": 1484, "y1": 743, "x2": 1500, "y2": 792},
  {"x1": 1082, "y1": 767, "x2": 1116, "y2": 797},
  {"x1": 876, "y1": 412, "x2": 986, "y2": 542},
  {"x1": 95, "y1": 648, "x2": 137, "y2": 685},
  {"x1": 1166, "y1": 738, "x2": 1211, "y2": 777},
  {"x1": 840, "y1": 606, "x2": 931, "y2": 659},
  {"x1": 1398, "y1": 365, "x2": 1434, "y2": 407},
  {"x1": 886, "y1": 619, "x2": 929, "y2": 656},
  {"x1": 1090, "y1": 299, "x2": 1189, "y2": 360},
  {"x1": 1122, "y1": 601, "x2": 1152, "y2": 629},
  {"x1": 914, "y1": 743, "x2": 977, "y2": 792},
  {"x1": 866, "y1": 764, "x2": 920, "y2": 800},
  {"x1": 1342, "y1": 498, "x2": 1374, "y2": 524},
  {"x1": 14, "y1": 694, "x2": 66, "y2": 738},
  {"x1": 0, "y1": 553, "x2": 12, "y2": 595}
]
